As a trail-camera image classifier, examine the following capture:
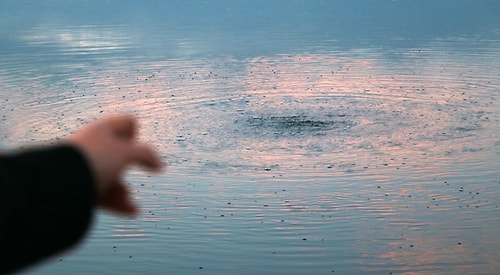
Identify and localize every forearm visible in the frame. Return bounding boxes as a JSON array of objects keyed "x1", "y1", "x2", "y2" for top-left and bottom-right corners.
[{"x1": 0, "y1": 145, "x2": 96, "y2": 274}]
